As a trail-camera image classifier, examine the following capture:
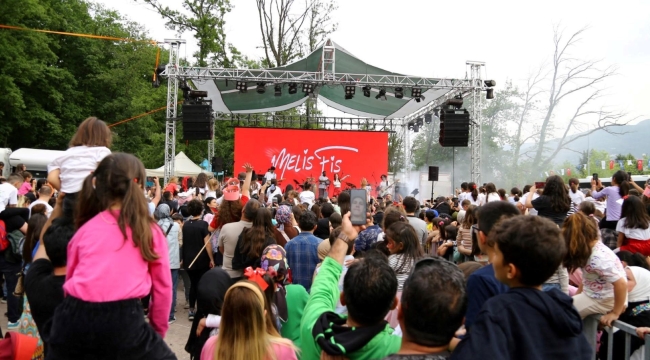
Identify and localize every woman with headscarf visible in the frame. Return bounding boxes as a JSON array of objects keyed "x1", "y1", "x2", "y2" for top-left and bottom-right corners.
[
  {"x1": 258, "y1": 245, "x2": 308, "y2": 348},
  {"x1": 273, "y1": 205, "x2": 298, "y2": 246},
  {"x1": 184, "y1": 267, "x2": 232, "y2": 359},
  {"x1": 155, "y1": 203, "x2": 181, "y2": 323}
]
